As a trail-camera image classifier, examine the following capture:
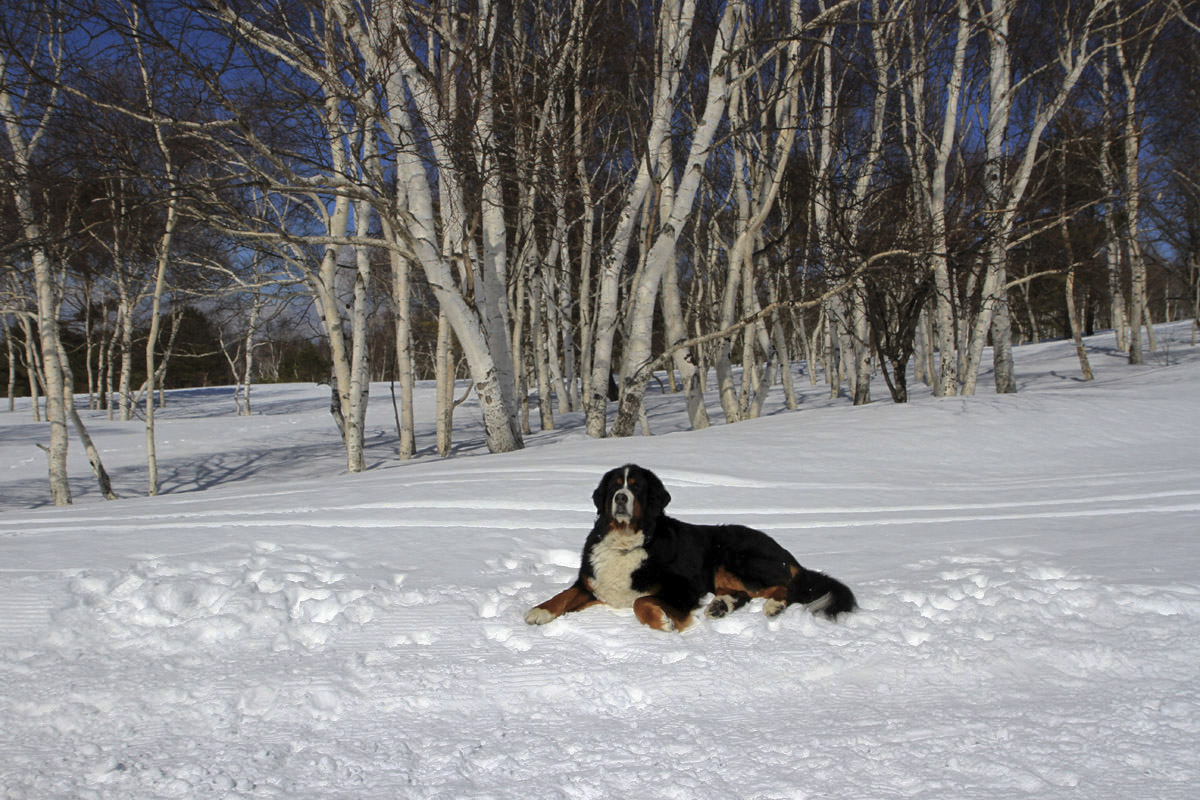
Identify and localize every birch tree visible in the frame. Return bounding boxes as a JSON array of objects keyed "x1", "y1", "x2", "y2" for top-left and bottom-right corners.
[
  {"x1": 0, "y1": 16, "x2": 73, "y2": 504},
  {"x1": 712, "y1": 0, "x2": 814, "y2": 424},
  {"x1": 609, "y1": 0, "x2": 744, "y2": 437},
  {"x1": 326, "y1": 0, "x2": 525, "y2": 453},
  {"x1": 585, "y1": 0, "x2": 699, "y2": 438},
  {"x1": 902, "y1": 0, "x2": 970, "y2": 397},
  {"x1": 960, "y1": 0, "x2": 1114, "y2": 395},
  {"x1": 126, "y1": 3, "x2": 182, "y2": 495},
  {"x1": 3, "y1": 314, "x2": 14, "y2": 410},
  {"x1": 1113, "y1": 0, "x2": 1170, "y2": 364},
  {"x1": 1097, "y1": 41, "x2": 1131, "y2": 351}
]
